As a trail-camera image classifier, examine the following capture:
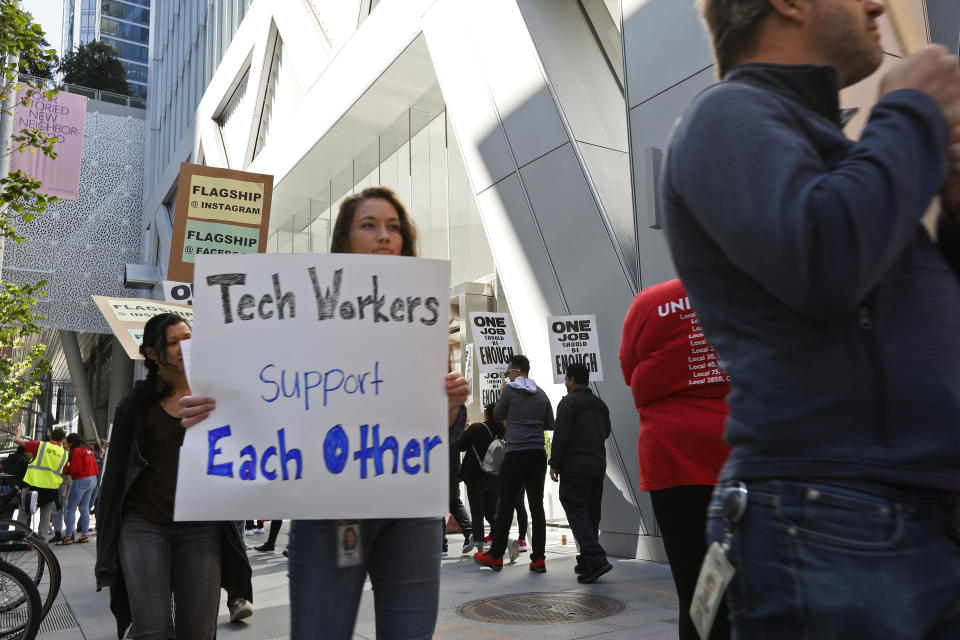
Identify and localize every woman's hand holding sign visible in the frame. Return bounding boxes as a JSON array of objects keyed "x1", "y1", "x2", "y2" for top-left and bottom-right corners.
[
  {"x1": 179, "y1": 395, "x2": 216, "y2": 428},
  {"x1": 446, "y1": 372, "x2": 469, "y2": 426}
]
